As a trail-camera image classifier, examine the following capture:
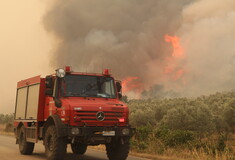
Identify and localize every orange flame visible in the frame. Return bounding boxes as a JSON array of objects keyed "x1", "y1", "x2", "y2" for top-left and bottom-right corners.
[
  {"x1": 163, "y1": 35, "x2": 186, "y2": 82},
  {"x1": 165, "y1": 35, "x2": 184, "y2": 58},
  {"x1": 173, "y1": 69, "x2": 184, "y2": 81},
  {"x1": 122, "y1": 77, "x2": 143, "y2": 93}
]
